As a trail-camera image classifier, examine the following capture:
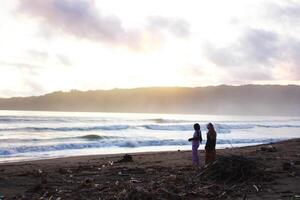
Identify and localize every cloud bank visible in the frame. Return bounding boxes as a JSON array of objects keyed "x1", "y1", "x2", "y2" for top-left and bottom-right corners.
[
  {"x1": 18, "y1": 0, "x2": 190, "y2": 50},
  {"x1": 204, "y1": 27, "x2": 300, "y2": 81}
]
